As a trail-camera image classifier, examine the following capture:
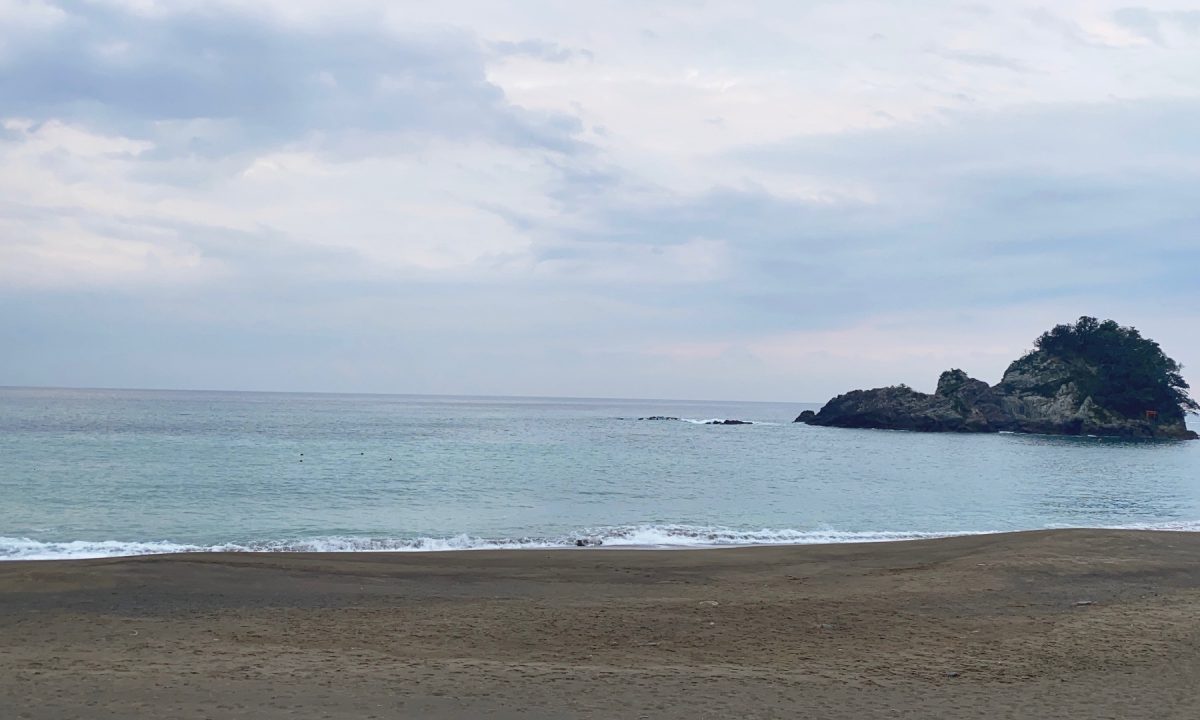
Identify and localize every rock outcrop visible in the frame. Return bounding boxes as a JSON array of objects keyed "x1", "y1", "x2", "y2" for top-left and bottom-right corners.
[{"x1": 797, "y1": 319, "x2": 1198, "y2": 440}]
